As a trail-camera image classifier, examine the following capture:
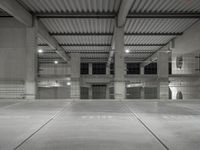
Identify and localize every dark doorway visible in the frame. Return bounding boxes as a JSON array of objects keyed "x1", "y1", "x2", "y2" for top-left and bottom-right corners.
[{"x1": 92, "y1": 85, "x2": 106, "y2": 99}]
